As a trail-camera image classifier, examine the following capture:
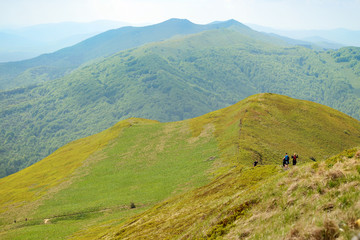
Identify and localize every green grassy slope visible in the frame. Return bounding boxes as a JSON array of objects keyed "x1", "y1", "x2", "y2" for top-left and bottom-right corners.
[
  {"x1": 0, "y1": 117, "x2": 218, "y2": 239},
  {"x1": 97, "y1": 148, "x2": 360, "y2": 240},
  {"x1": 1, "y1": 93, "x2": 360, "y2": 239},
  {"x1": 1, "y1": 27, "x2": 360, "y2": 178}
]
